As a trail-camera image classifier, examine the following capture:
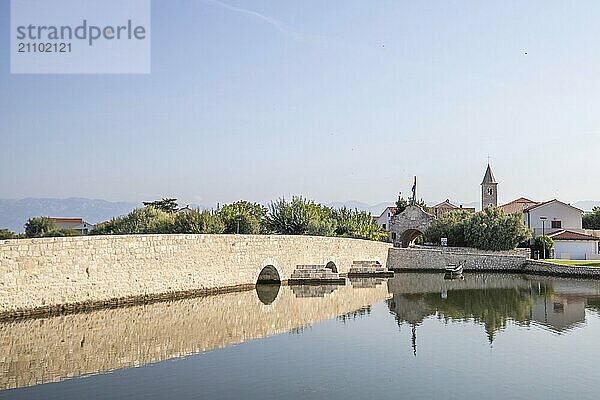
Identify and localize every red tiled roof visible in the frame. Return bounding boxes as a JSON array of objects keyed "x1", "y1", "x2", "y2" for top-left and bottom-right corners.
[
  {"x1": 548, "y1": 230, "x2": 600, "y2": 241},
  {"x1": 49, "y1": 218, "x2": 84, "y2": 224},
  {"x1": 524, "y1": 199, "x2": 583, "y2": 213}
]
